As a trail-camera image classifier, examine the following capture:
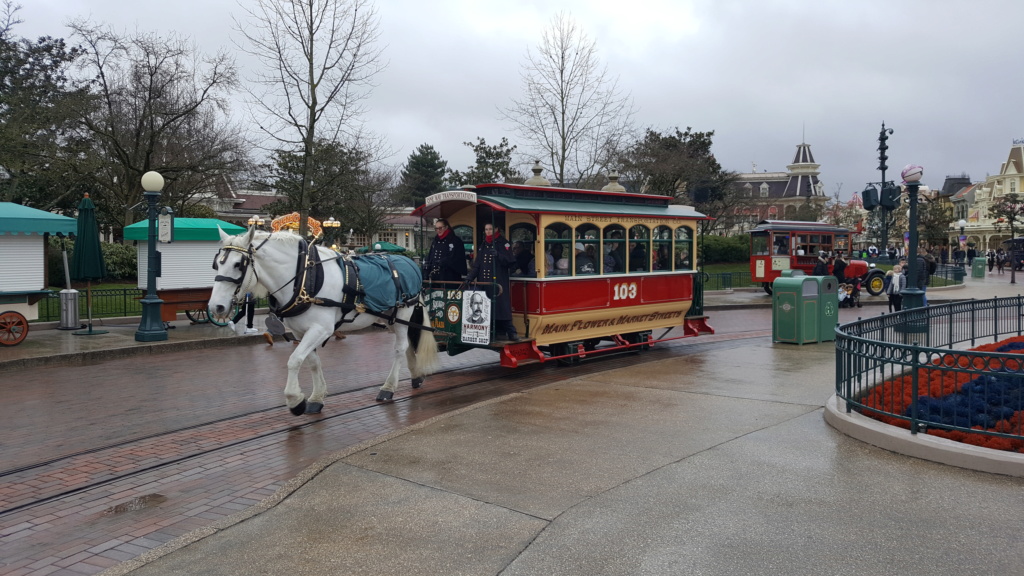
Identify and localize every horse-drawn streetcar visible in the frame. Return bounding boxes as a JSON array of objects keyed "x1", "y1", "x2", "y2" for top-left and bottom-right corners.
[
  {"x1": 208, "y1": 180, "x2": 714, "y2": 413},
  {"x1": 414, "y1": 180, "x2": 715, "y2": 367}
]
